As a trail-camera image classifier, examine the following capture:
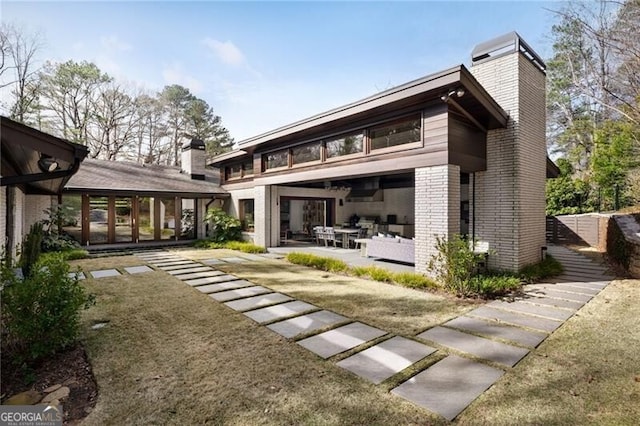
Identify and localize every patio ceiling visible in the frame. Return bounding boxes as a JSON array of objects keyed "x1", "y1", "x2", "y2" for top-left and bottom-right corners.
[{"x1": 0, "y1": 116, "x2": 89, "y2": 194}]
